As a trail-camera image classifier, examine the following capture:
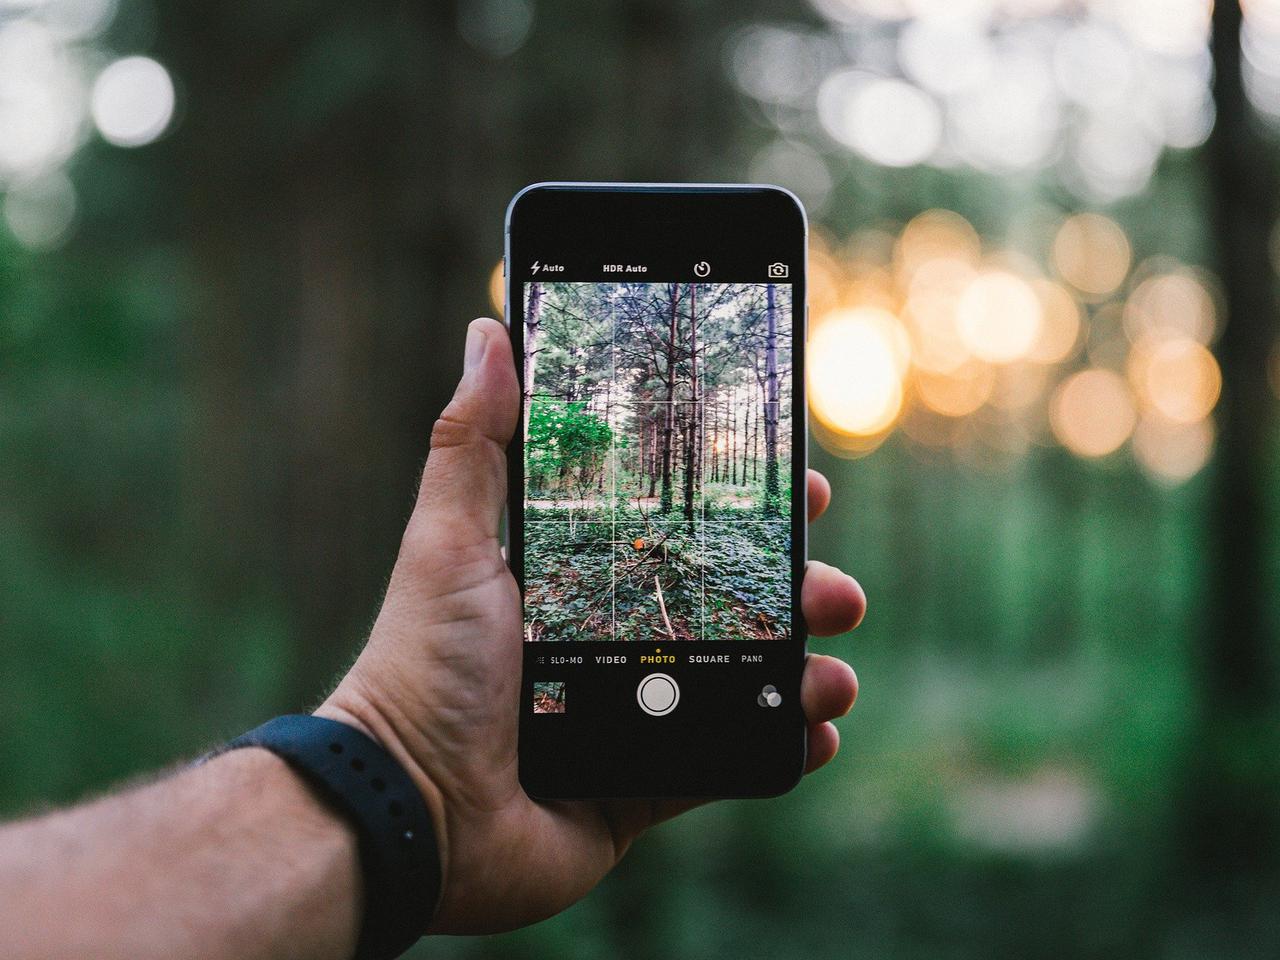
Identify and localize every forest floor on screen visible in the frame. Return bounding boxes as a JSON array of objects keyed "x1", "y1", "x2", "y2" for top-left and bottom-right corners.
[{"x1": 522, "y1": 281, "x2": 792, "y2": 641}]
